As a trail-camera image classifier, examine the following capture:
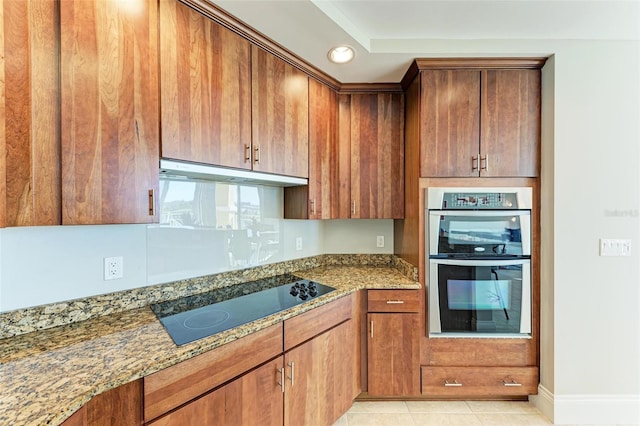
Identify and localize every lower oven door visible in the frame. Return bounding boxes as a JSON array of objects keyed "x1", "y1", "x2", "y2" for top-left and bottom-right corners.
[{"x1": 428, "y1": 258, "x2": 531, "y2": 337}]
